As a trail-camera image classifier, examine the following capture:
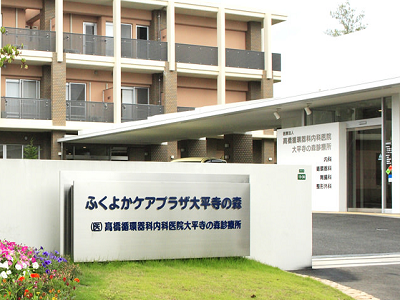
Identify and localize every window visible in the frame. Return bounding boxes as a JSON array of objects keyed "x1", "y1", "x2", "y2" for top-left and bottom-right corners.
[
  {"x1": 66, "y1": 83, "x2": 86, "y2": 101},
  {"x1": 121, "y1": 87, "x2": 149, "y2": 104},
  {"x1": 0, "y1": 144, "x2": 40, "y2": 159},
  {"x1": 5, "y1": 79, "x2": 40, "y2": 98},
  {"x1": 106, "y1": 22, "x2": 132, "y2": 38},
  {"x1": 136, "y1": 26, "x2": 149, "y2": 40}
]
